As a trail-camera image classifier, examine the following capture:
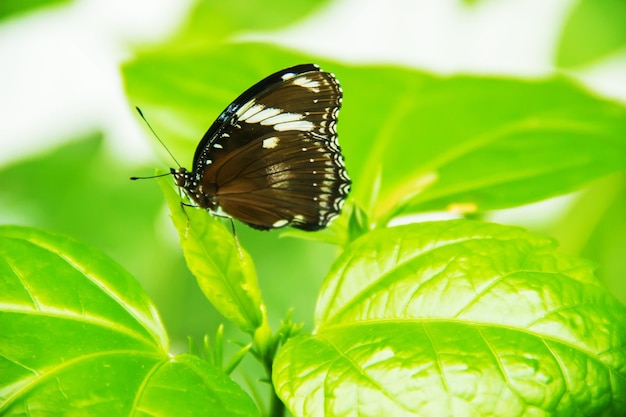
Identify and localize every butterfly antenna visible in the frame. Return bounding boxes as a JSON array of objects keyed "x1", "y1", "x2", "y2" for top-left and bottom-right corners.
[
  {"x1": 129, "y1": 172, "x2": 172, "y2": 181},
  {"x1": 135, "y1": 106, "x2": 182, "y2": 168}
]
